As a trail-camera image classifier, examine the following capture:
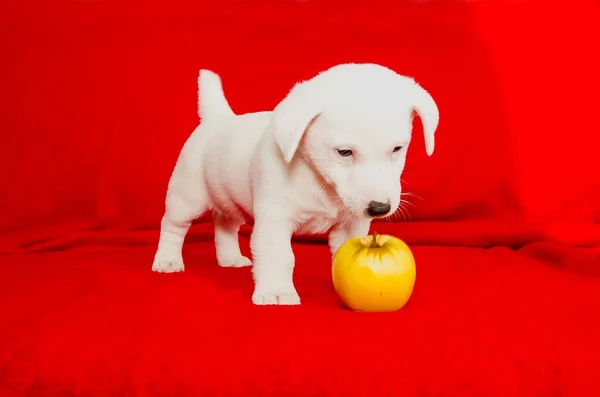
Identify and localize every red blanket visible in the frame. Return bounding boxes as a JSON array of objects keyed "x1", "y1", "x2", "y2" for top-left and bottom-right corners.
[{"x1": 1, "y1": 1, "x2": 599, "y2": 396}]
